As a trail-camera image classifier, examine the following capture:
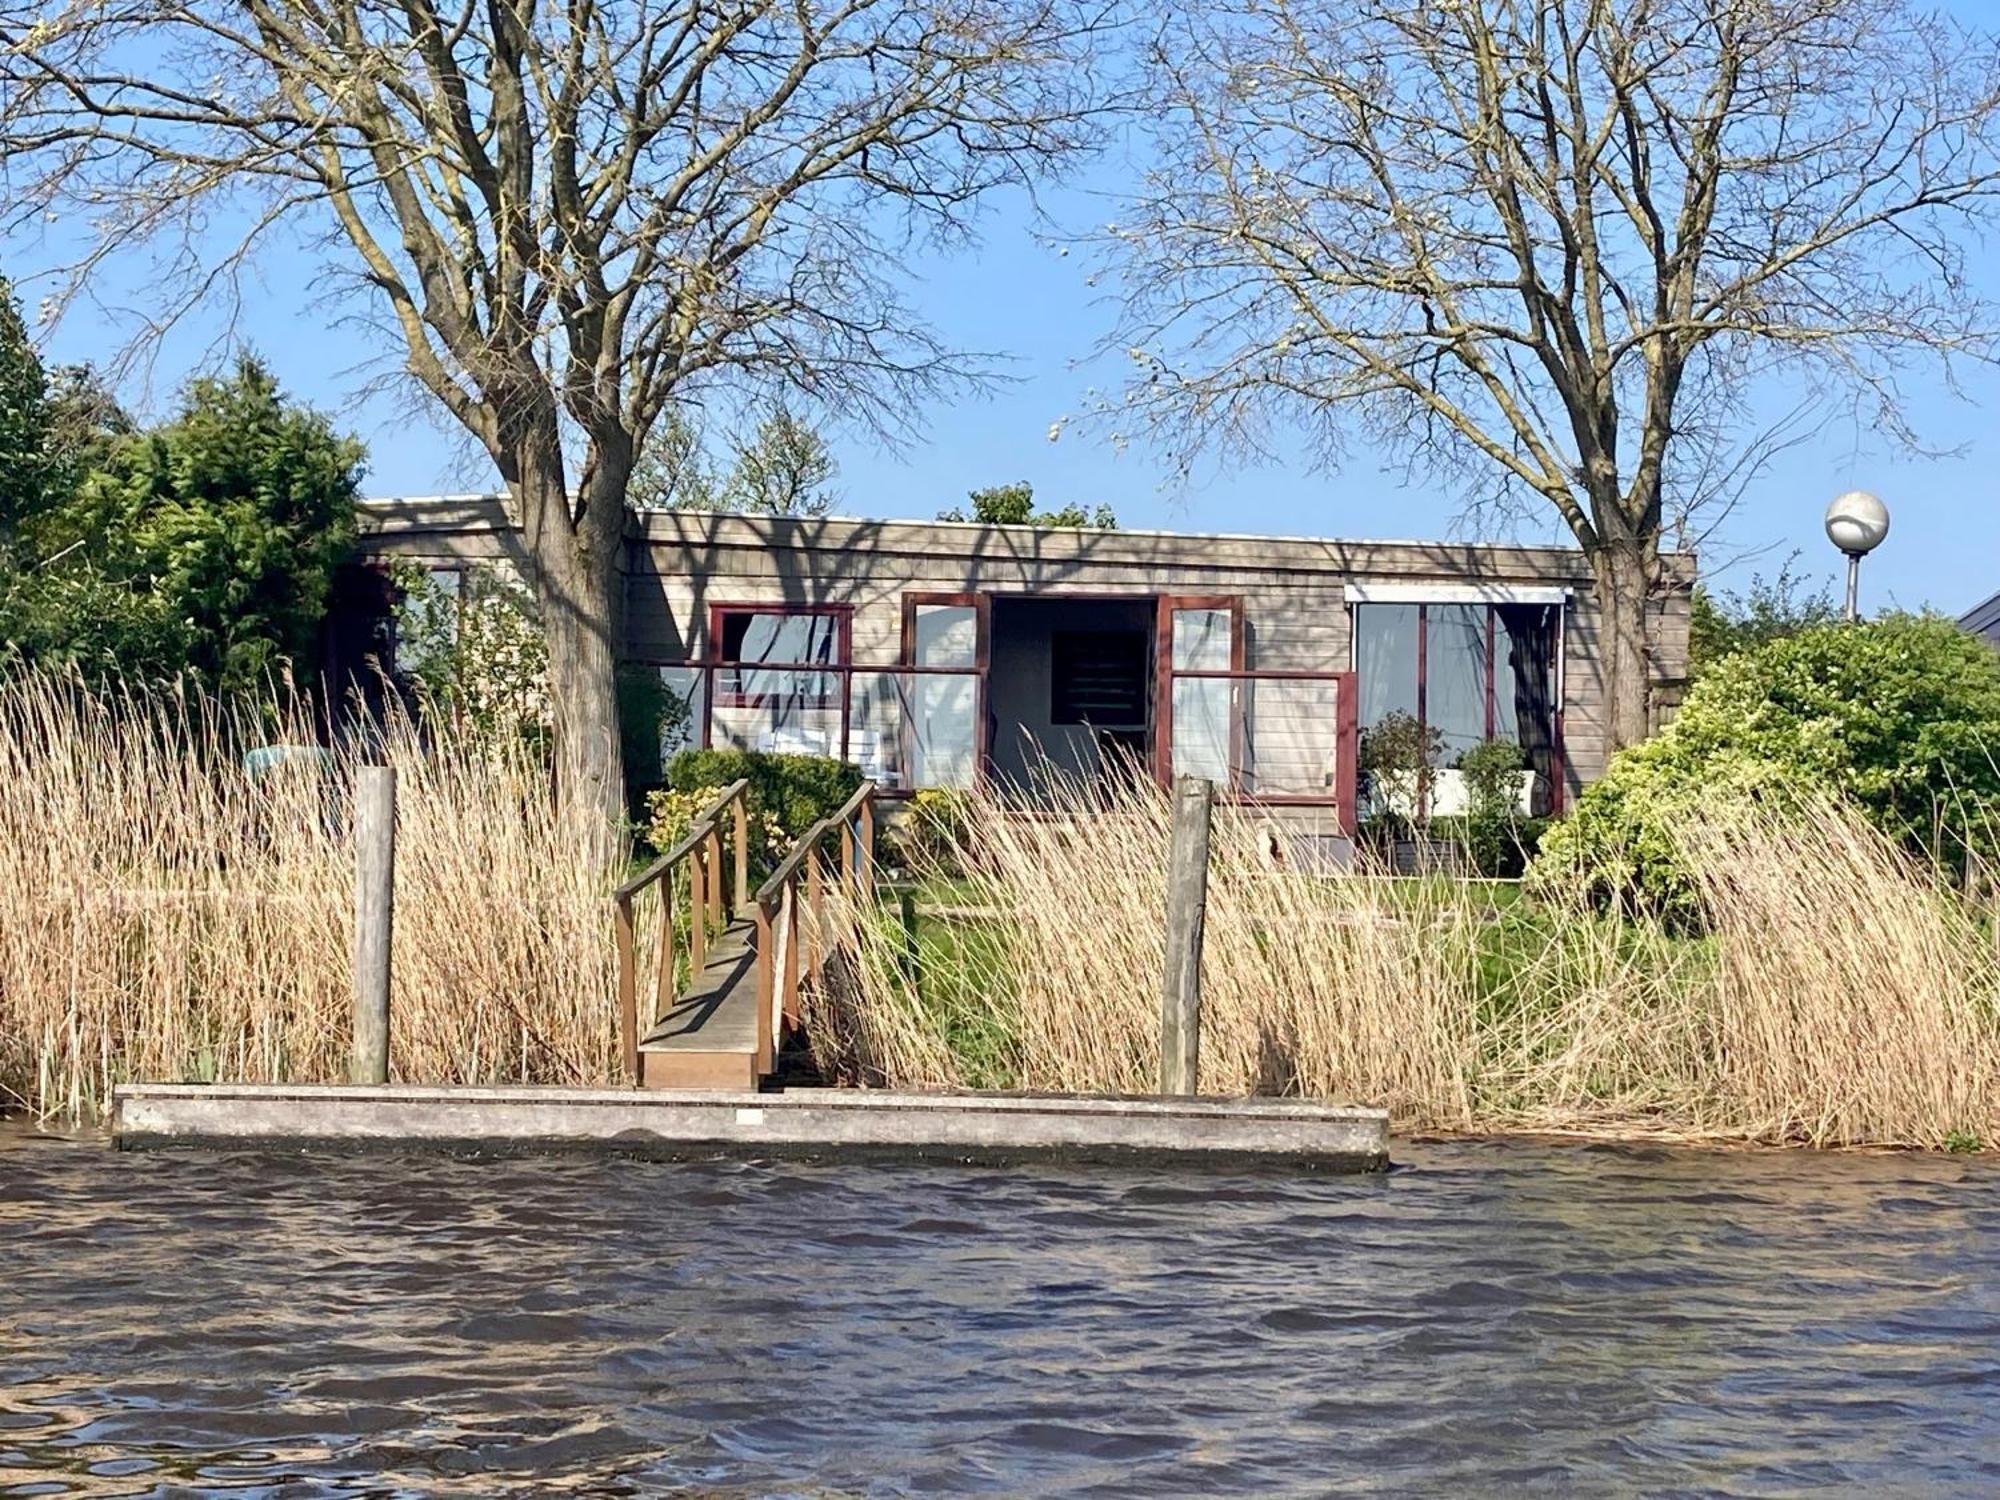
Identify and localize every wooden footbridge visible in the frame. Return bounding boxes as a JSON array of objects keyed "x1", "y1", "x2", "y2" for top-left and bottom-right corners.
[{"x1": 612, "y1": 779, "x2": 876, "y2": 1090}]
